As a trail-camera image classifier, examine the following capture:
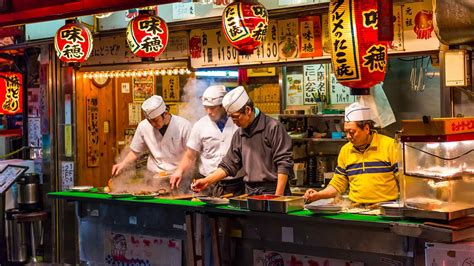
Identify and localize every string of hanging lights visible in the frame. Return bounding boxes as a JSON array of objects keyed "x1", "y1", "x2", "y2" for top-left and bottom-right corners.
[{"x1": 82, "y1": 68, "x2": 192, "y2": 79}]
